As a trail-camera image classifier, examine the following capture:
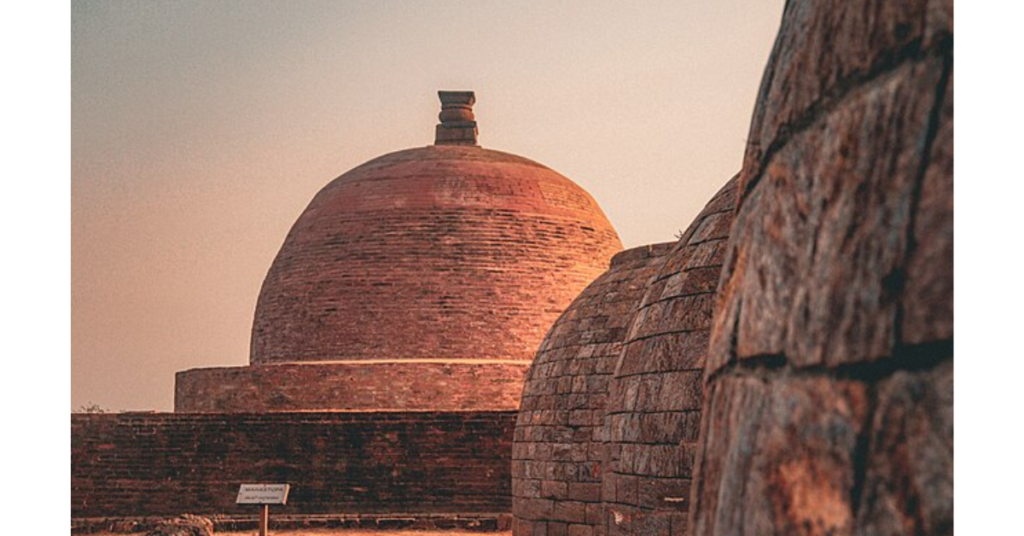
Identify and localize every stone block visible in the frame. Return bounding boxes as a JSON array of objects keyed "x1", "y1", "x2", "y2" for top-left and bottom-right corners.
[
  {"x1": 854, "y1": 360, "x2": 953, "y2": 536},
  {"x1": 711, "y1": 58, "x2": 946, "y2": 372},
  {"x1": 690, "y1": 375, "x2": 868, "y2": 536}
]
